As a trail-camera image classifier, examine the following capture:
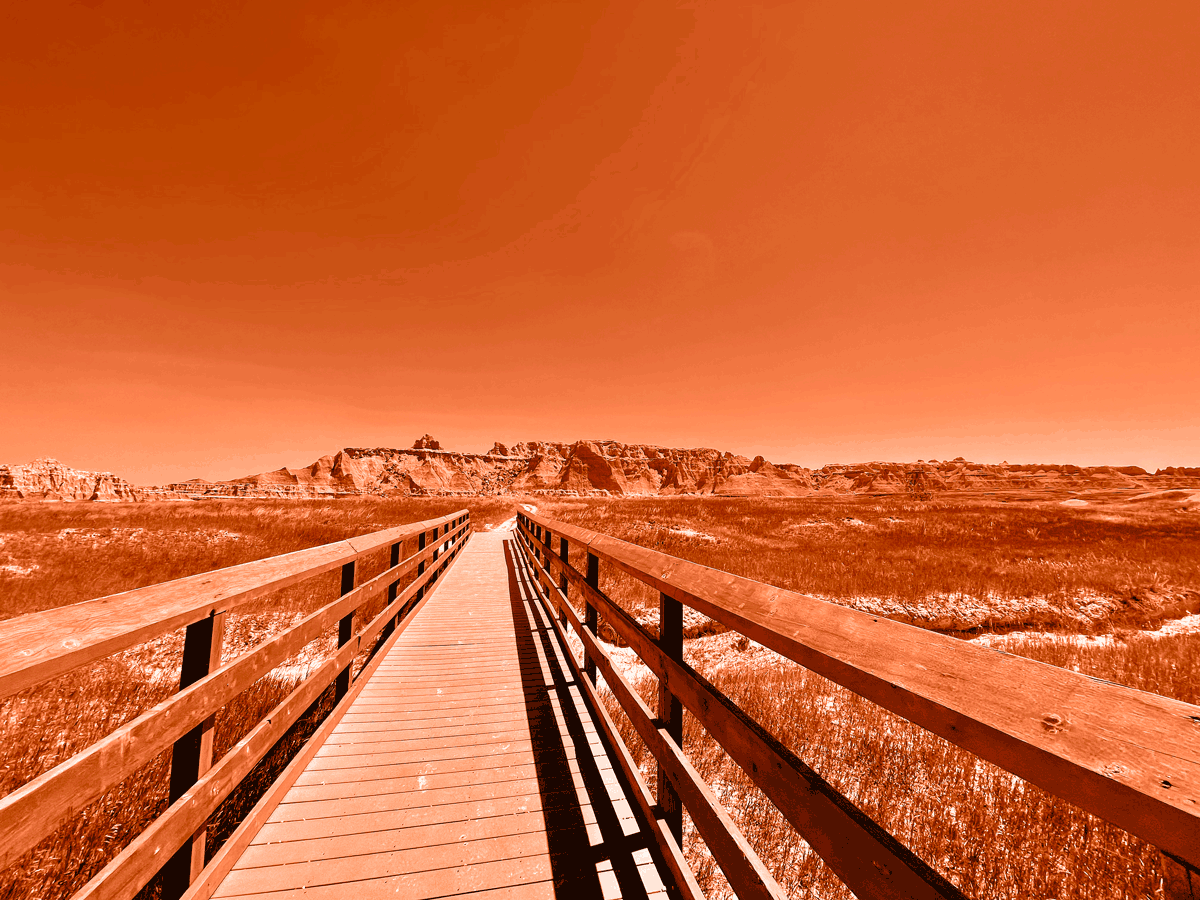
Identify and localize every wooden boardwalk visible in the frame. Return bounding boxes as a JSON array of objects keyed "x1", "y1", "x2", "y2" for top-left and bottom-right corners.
[{"x1": 212, "y1": 531, "x2": 676, "y2": 900}]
